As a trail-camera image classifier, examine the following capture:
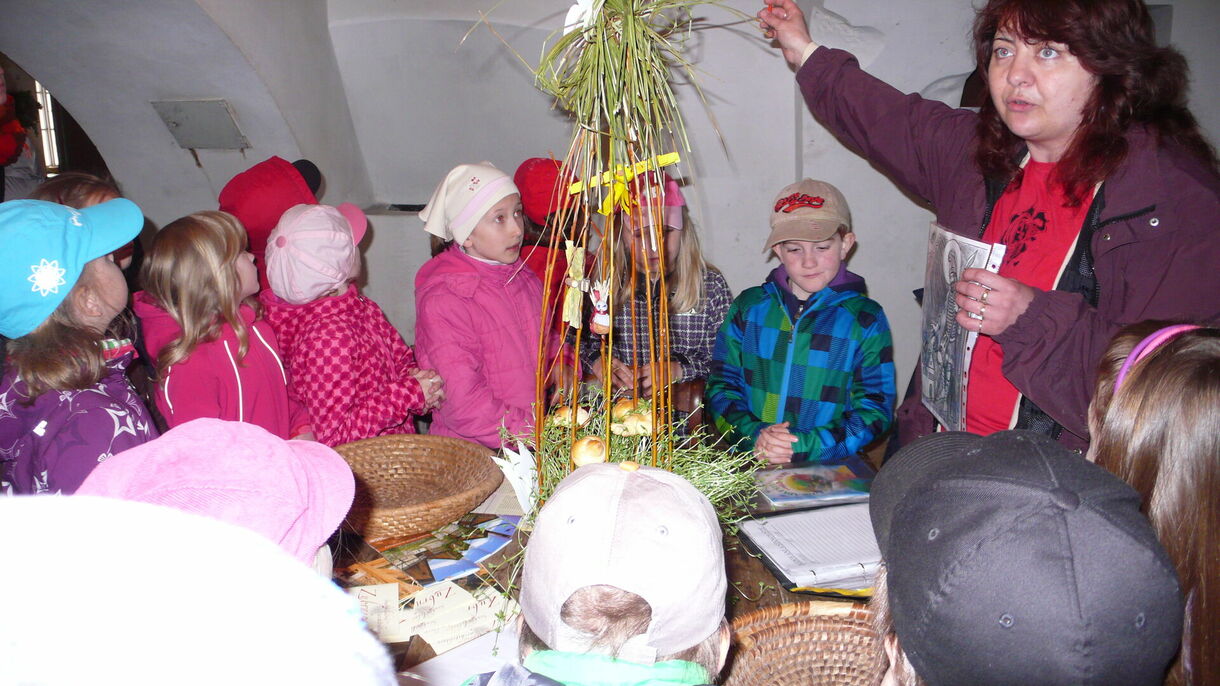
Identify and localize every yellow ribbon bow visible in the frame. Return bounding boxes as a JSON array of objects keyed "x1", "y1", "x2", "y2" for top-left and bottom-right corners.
[{"x1": 567, "y1": 152, "x2": 681, "y2": 216}]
